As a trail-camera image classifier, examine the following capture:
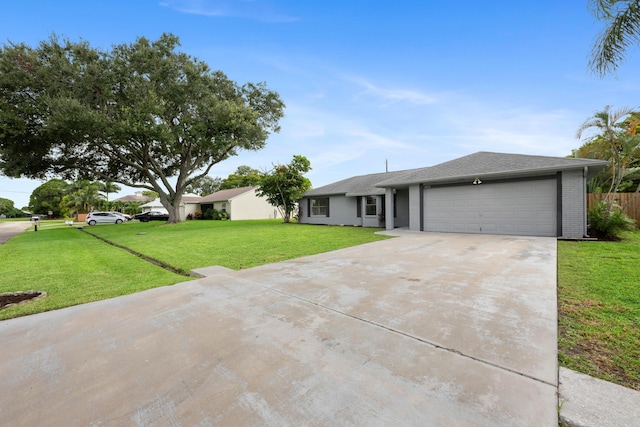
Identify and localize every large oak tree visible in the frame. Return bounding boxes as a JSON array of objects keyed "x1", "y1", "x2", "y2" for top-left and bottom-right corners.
[{"x1": 0, "y1": 33, "x2": 284, "y2": 223}]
